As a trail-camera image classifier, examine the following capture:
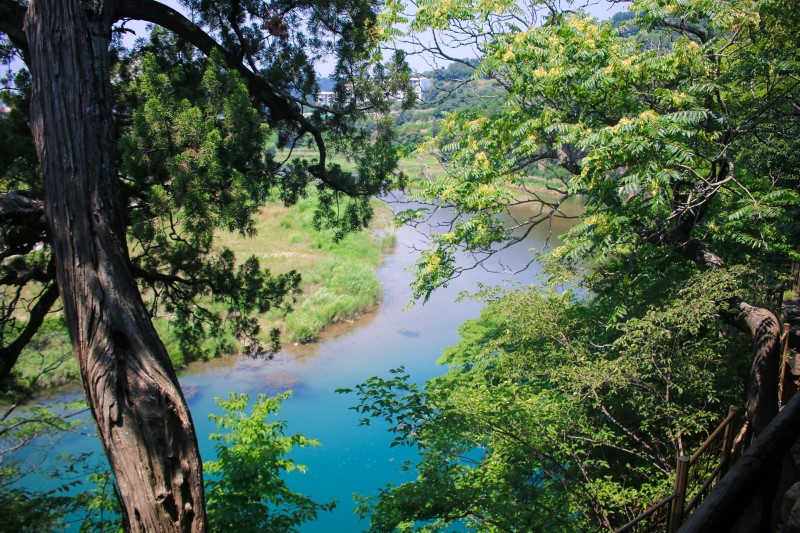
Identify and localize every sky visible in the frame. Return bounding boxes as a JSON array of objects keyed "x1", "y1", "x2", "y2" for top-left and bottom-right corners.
[
  {"x1": 1, "y1": 0, "x2": 628, "y2": 92},
  {"x1": 120, "y1": 0, "x2": 627, "y2": 77}
]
